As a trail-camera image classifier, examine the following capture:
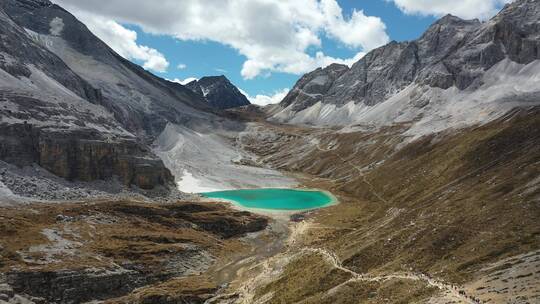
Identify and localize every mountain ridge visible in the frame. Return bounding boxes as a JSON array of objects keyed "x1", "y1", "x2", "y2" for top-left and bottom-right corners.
[
  {"x1": 2, "y1": 0, "x2": 219, "y2": 138},
  {"x1": 0, "y1": 0, "x2": 233, "y2": 192},
  {"x1": 0, "y1": 0, "x2": 538, "y2": 303},
  {"x1": 272, "y1": 0, "x2": 540, "y2": 132},
  {"x1": 185, "y1": 75, "x2": 251, "y2": 110}
]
